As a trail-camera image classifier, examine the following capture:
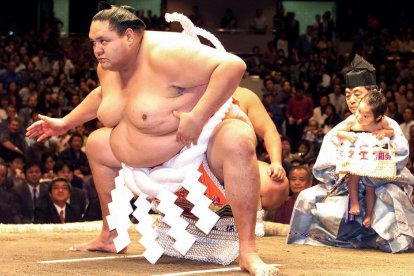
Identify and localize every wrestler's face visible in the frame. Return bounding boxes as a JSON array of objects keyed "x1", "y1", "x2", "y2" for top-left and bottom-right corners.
[
  {"x1": 89, "y1": 20, "x2": 130, "y2": 71},
  {"x1": 355, "y1": 101, "x2": 375, "y2": 126},
  {"x1": 345, "y1": 86, "x2": 369, "y2": 114}
]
